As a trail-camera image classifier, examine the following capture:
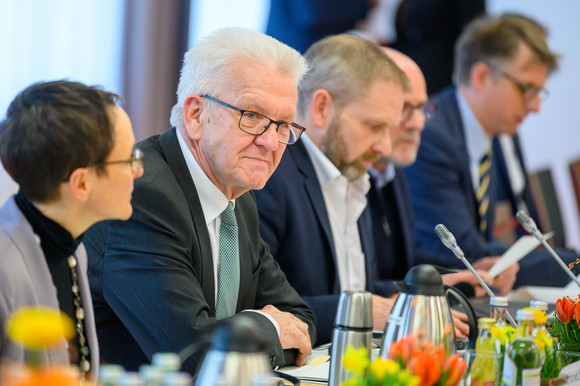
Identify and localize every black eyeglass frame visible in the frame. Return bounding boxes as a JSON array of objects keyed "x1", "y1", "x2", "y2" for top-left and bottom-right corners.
[
  {"x1": 62, "y1": 148, "x2": 144, "y2": 182},
  {"x1": 200, "y1": 95, "x2": 306, "y2": 145}
]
